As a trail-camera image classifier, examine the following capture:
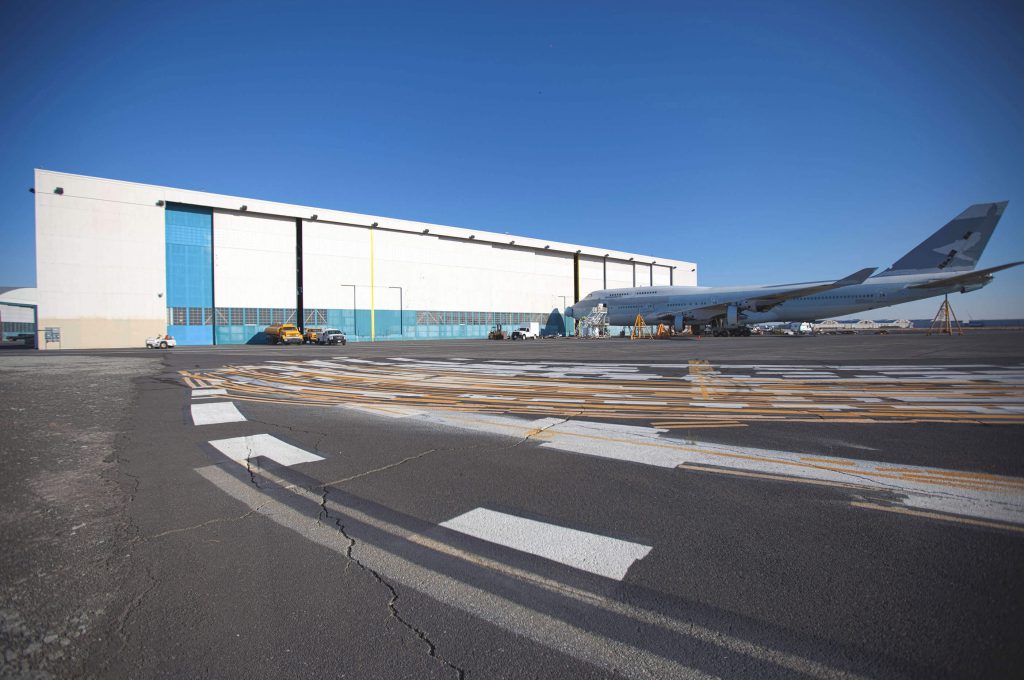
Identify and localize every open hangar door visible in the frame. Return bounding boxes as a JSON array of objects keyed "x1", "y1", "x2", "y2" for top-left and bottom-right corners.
[{"x1": 0, "y1": 300, "x2": 37, "y2": 349}]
